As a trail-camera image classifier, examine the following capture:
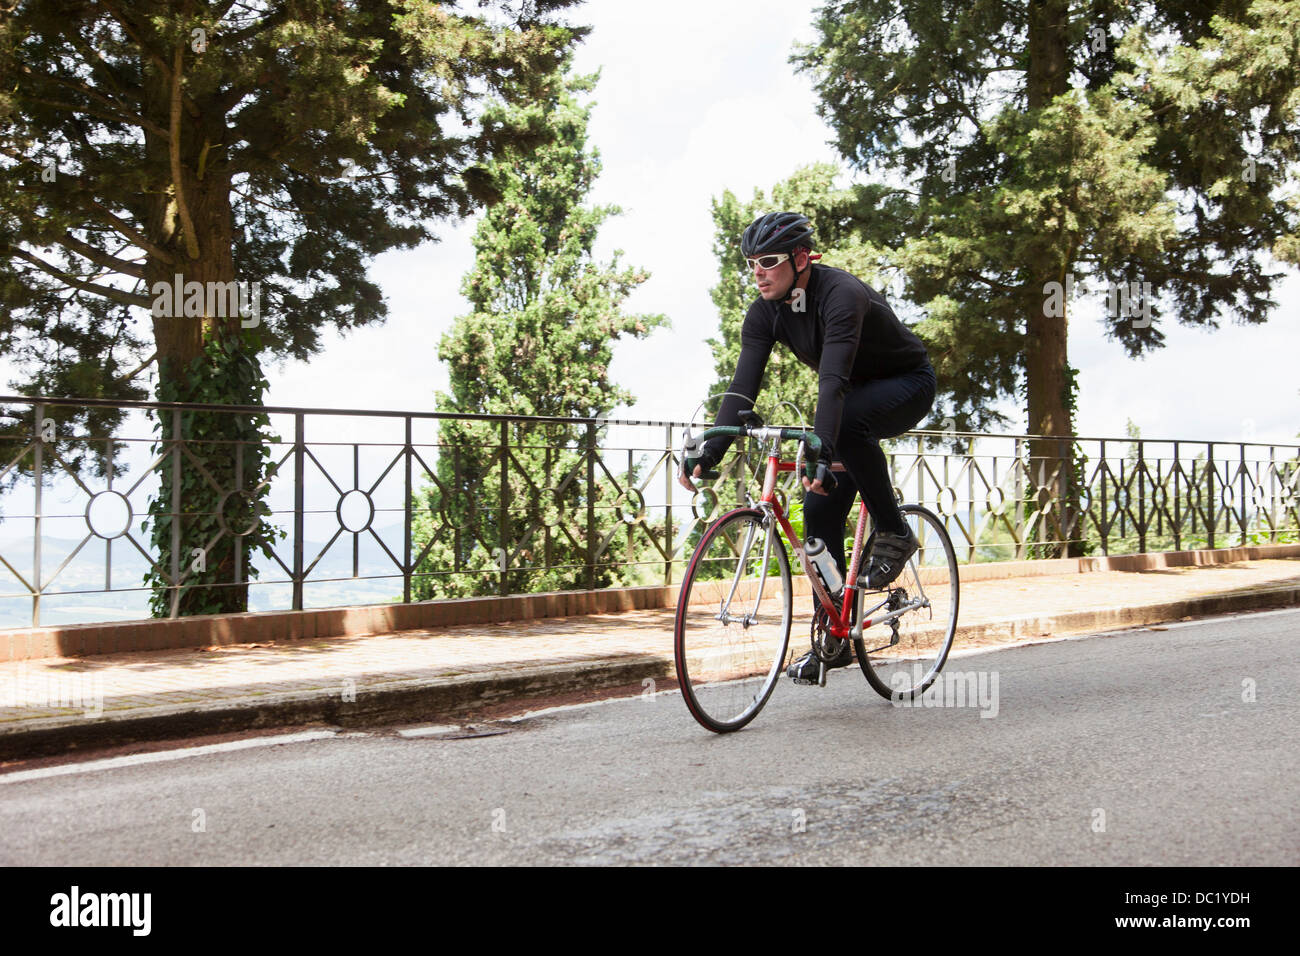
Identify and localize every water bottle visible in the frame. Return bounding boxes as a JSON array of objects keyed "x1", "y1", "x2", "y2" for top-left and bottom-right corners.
[{"x1": 804, "y1": 537, "x2": 843, "y2": 596}]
